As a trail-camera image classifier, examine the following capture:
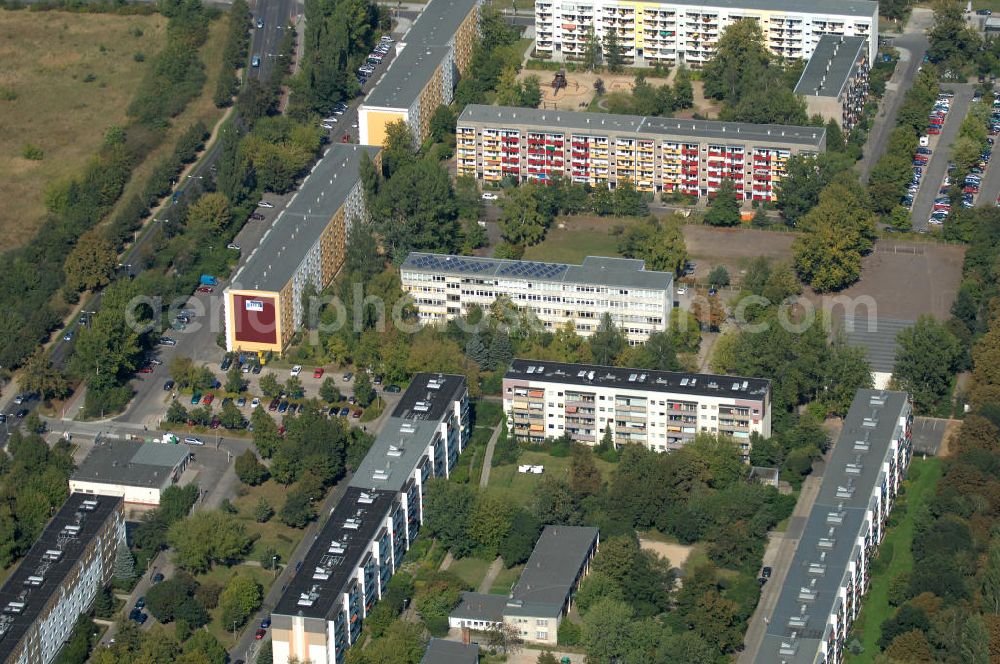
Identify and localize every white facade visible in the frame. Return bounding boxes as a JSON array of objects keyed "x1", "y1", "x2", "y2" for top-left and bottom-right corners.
[
  {"x1": 534, "y1": 0, "x2": 878, "y2": 68},
  {"x1": 503, "y1": 360, "x2": 771, "y2": 457},
  {"x1": 67, "y1": 480, "x2": 164, "y2": 507}
]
